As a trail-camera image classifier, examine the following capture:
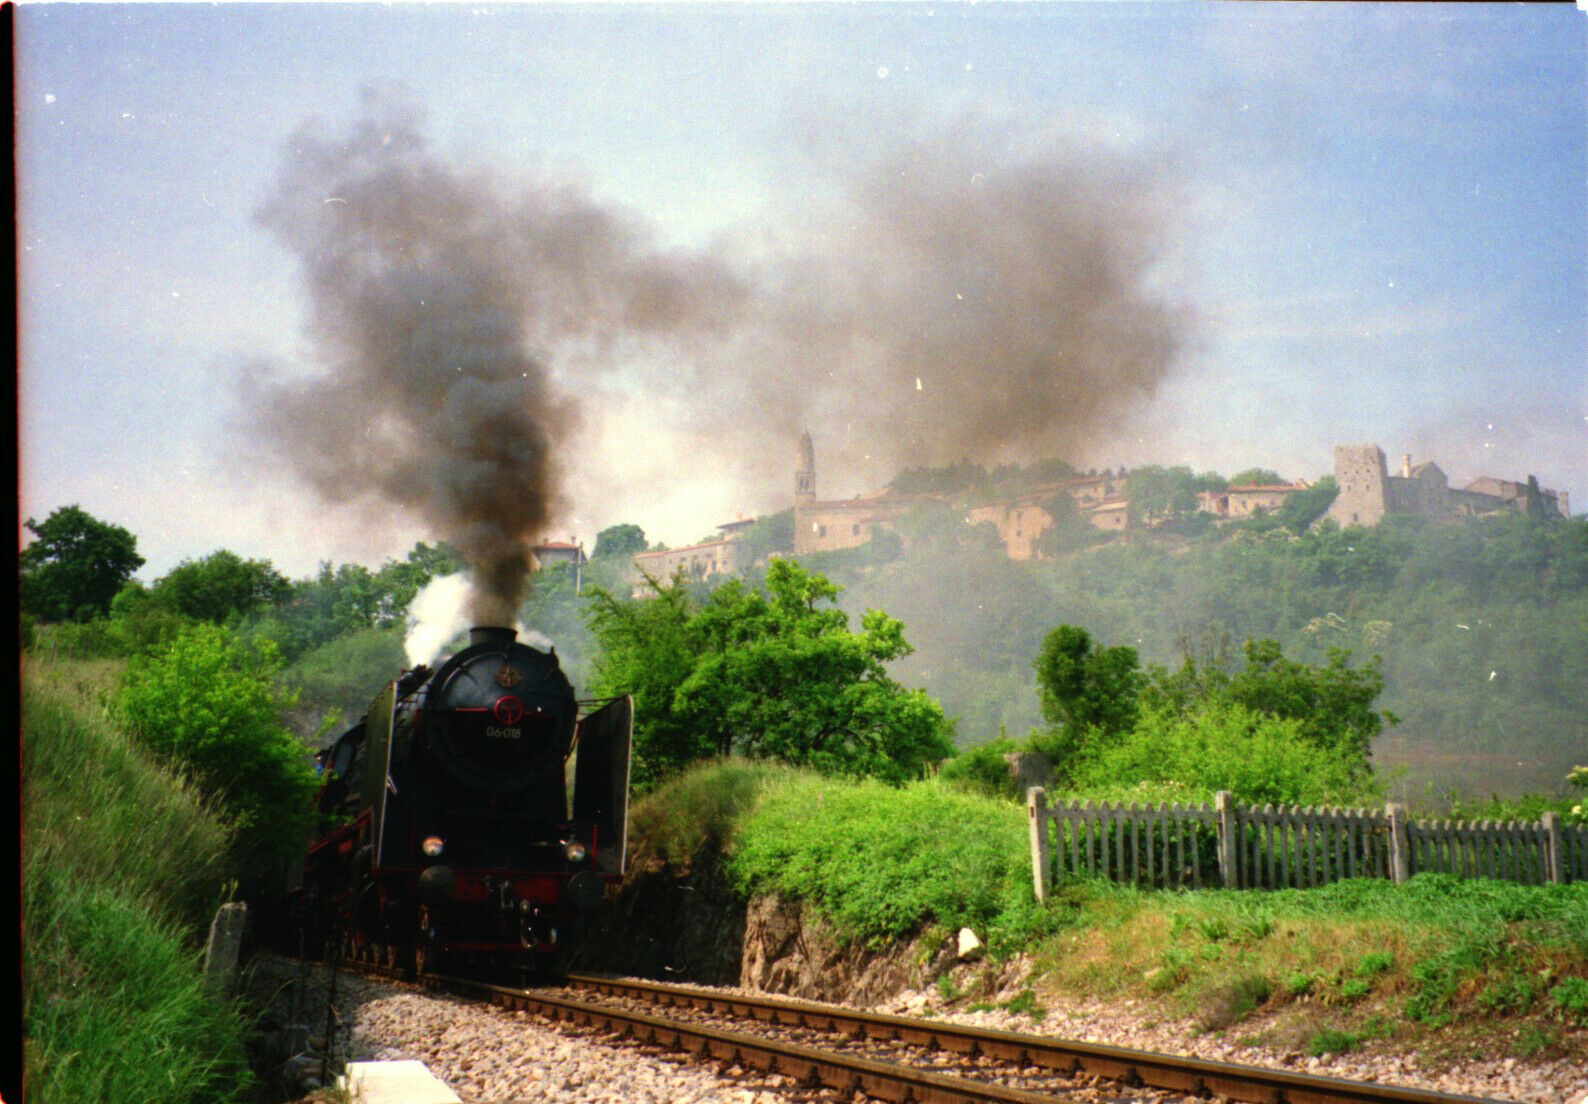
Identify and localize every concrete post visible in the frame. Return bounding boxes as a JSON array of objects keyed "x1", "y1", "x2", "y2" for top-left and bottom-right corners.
[
  {"x1": 1215, "y1": 791, "x2": 1237, "y2": 889},
  {"x1": 1387, "y1": 803, "x2": 1411, "y2": 884},
  {"x1": 203, "y1": 901, "x2": 248, "y2": 1001},
  {"x1": 1541, "y1": 812, "x2": 1564, "y2": 885},
  {"x1": 1027, "y1": 787, "x2": 1050, "y2": 903}
]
